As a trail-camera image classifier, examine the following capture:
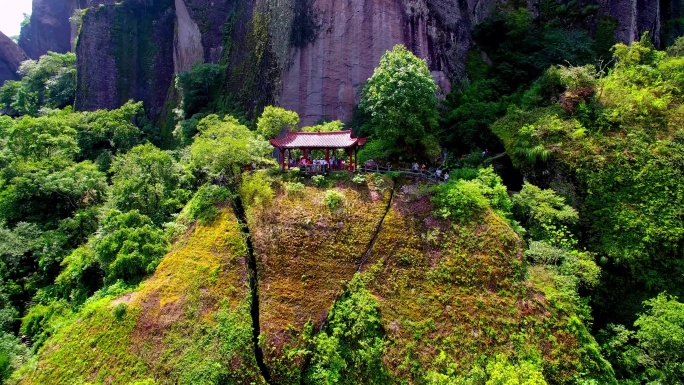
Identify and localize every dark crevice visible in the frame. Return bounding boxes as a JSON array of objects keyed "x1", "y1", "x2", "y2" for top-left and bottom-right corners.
[
  {"x1": 299, "y1": 187, "x2": 395, "y2": 384},
  {"x1": 357, "y1": 188, "x2": 394, "y2": 272},
  {"x1": 232, "y1": 196, "x2": 272, "y2": 384}
]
